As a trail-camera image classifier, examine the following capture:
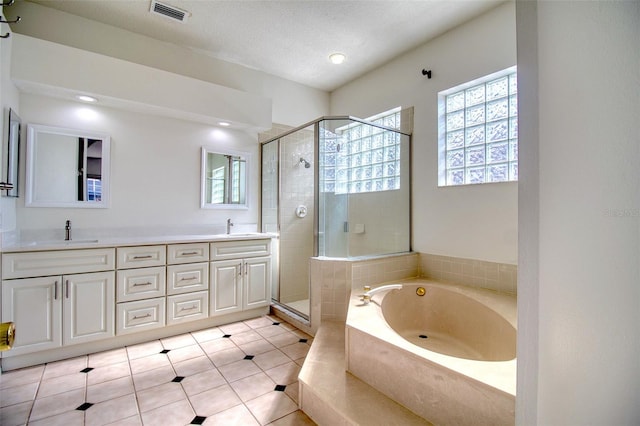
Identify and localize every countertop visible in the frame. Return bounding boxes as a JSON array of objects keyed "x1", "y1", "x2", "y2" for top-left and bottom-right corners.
[{"x1": 1, "y1": 232, "x2": 276, "y2": 253}]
